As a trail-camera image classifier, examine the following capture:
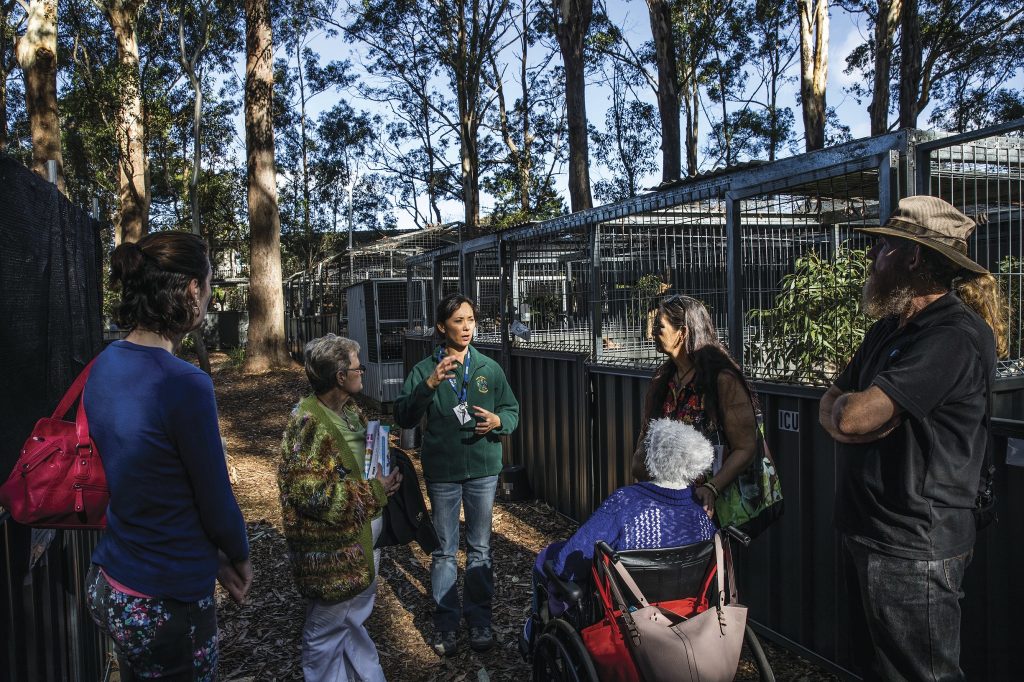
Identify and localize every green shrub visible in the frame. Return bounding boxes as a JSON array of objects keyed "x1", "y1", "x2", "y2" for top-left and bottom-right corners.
[{"x1": 748, "y1": 243, "x2": 871, "y2": 385}]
